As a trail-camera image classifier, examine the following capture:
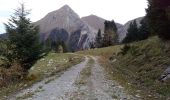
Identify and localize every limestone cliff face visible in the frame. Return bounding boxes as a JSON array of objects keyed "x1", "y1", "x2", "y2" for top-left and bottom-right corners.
[
  {"x1": 35, "y1": 5, "x2": 94, "y2": 51},
  {"x1": 81, "y1": 15, "x2": 127, "y2": 42},
  {"x1": 35, "y1": 5, "x2": 144, "y2": 51}
]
